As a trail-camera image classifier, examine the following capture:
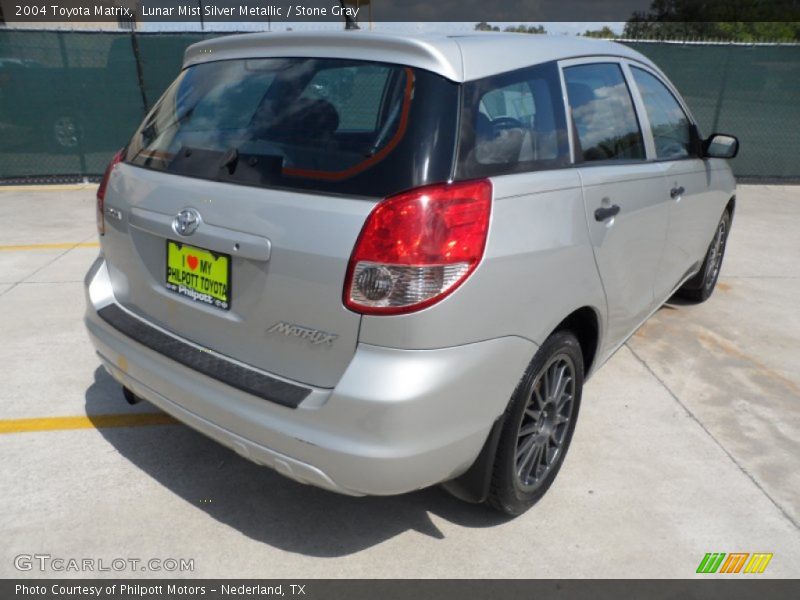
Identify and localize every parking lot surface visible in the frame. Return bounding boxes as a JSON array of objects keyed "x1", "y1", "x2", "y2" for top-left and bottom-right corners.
[{"x1": 0, "y1": 184, "x2": 798, "y2": 578}]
